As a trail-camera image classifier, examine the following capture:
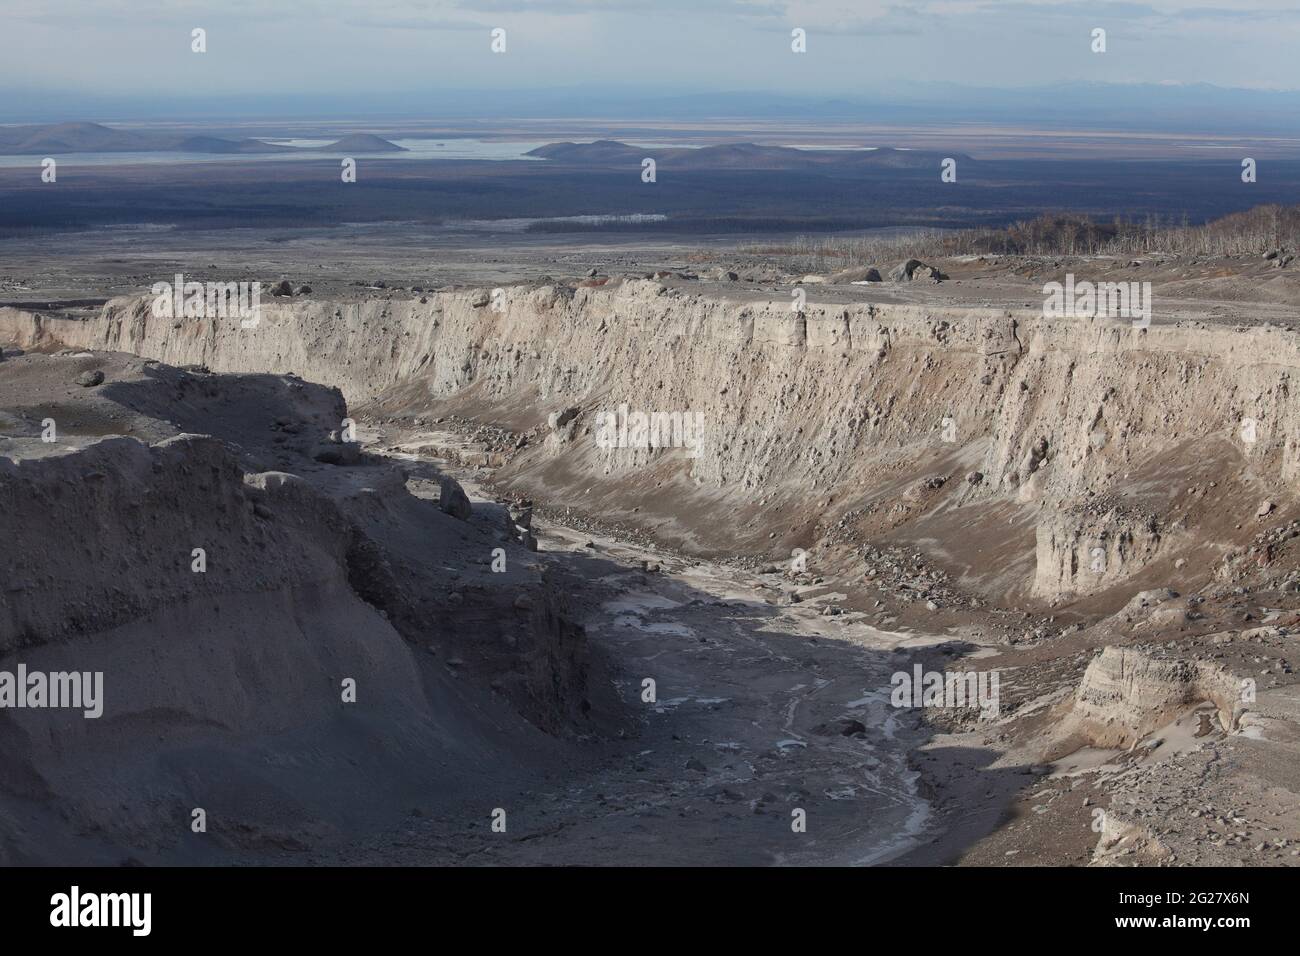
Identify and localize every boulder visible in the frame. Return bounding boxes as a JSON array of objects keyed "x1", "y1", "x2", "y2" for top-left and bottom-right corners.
[
  {"x1": 888, "y1": 259, "x2": 947, "y2": 282},
  {"x1": 829, "y1": 266, "x2": 883, "y2": 284},
  {"x1": 504, "y1": 502, "x2": 533, "y2": 542},
  {"x1": 512, "y1": 505, "x2": 533, "y2": 532},
  {"x1": 1023, "y1": 437, "x2": 1049, "y2": 475},
  {"x1": 888, "y1": 259, "x2": 924, "y2": 282},
  {"x1": 312, "y1": 442, "x2": 362, "y2": 466},
  {"x1": 548, "y1": 407, "x2": 580, "y2": 430},
  {"x1": 813, "y1": 717, "x2": 868, "y2": 737},
  {"x1": 438, "y1": 476, "x2": 472, "y2": 521}
]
